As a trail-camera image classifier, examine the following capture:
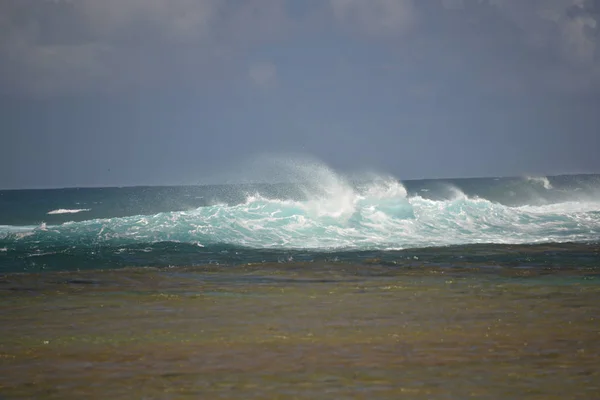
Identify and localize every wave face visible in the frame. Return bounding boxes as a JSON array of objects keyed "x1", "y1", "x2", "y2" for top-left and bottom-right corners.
[
  {"x1": 1, "y1": 165, "x2": 599, "y2": 272},
  {"x1": 1, "y1": 180, "x2": 598, "y2": 249}
]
